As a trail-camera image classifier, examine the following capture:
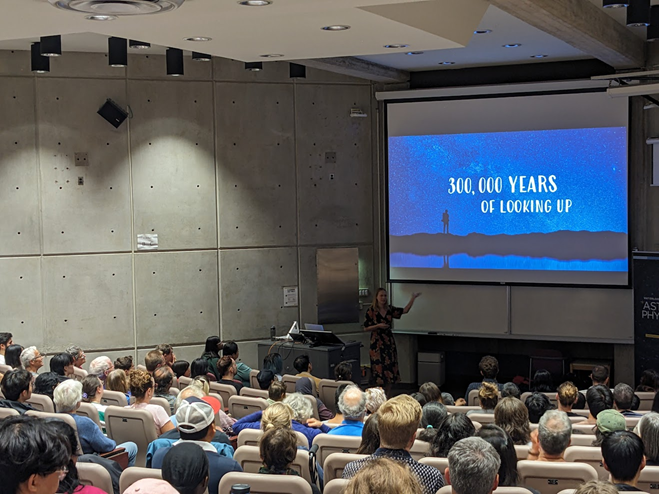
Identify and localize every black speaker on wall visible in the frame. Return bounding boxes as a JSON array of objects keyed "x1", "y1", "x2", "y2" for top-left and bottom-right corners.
[{"x1": 97, "y1": 99, "x2": 128, "y2": 128}]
